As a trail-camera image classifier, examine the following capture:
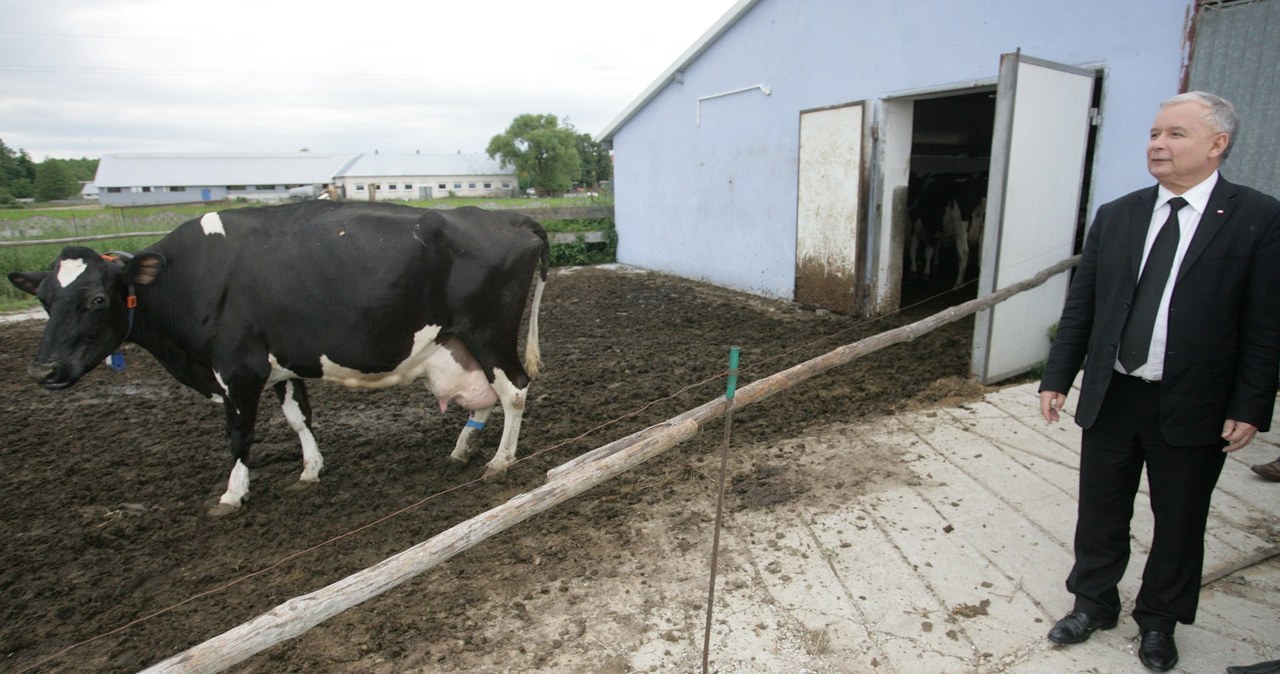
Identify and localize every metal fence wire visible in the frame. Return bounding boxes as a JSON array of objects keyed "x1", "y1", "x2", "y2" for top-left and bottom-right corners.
[{"x1": 1, "y1": 203, "x2": 217, "y2": 241}]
